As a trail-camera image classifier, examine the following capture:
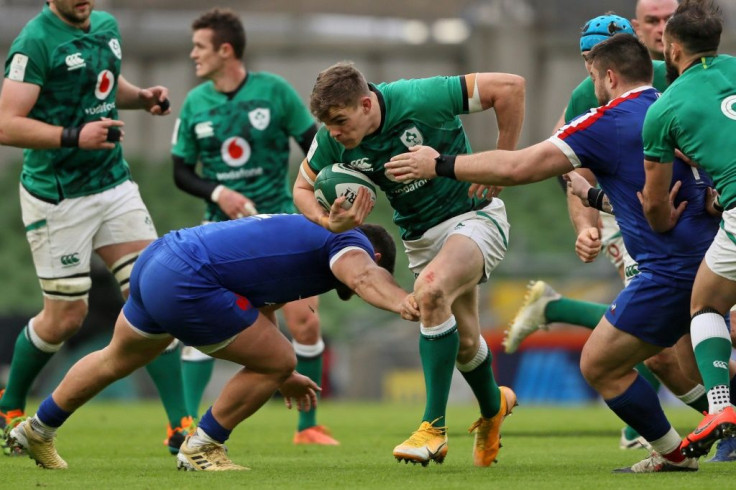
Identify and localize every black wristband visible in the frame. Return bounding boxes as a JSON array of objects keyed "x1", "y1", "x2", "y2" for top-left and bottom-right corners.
[
  {"x1": 434, "y1": 154, "x2": 457, "y2": 179},
  {"x1": 106, "y1": 127, "x2": 121, "y2": 142},
  {"x1": 587, "y1": 187, "x2": 606, "y2": 211},
  {"x1": 60, "y1": 125, "x2": 83, "y2": 148}
]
